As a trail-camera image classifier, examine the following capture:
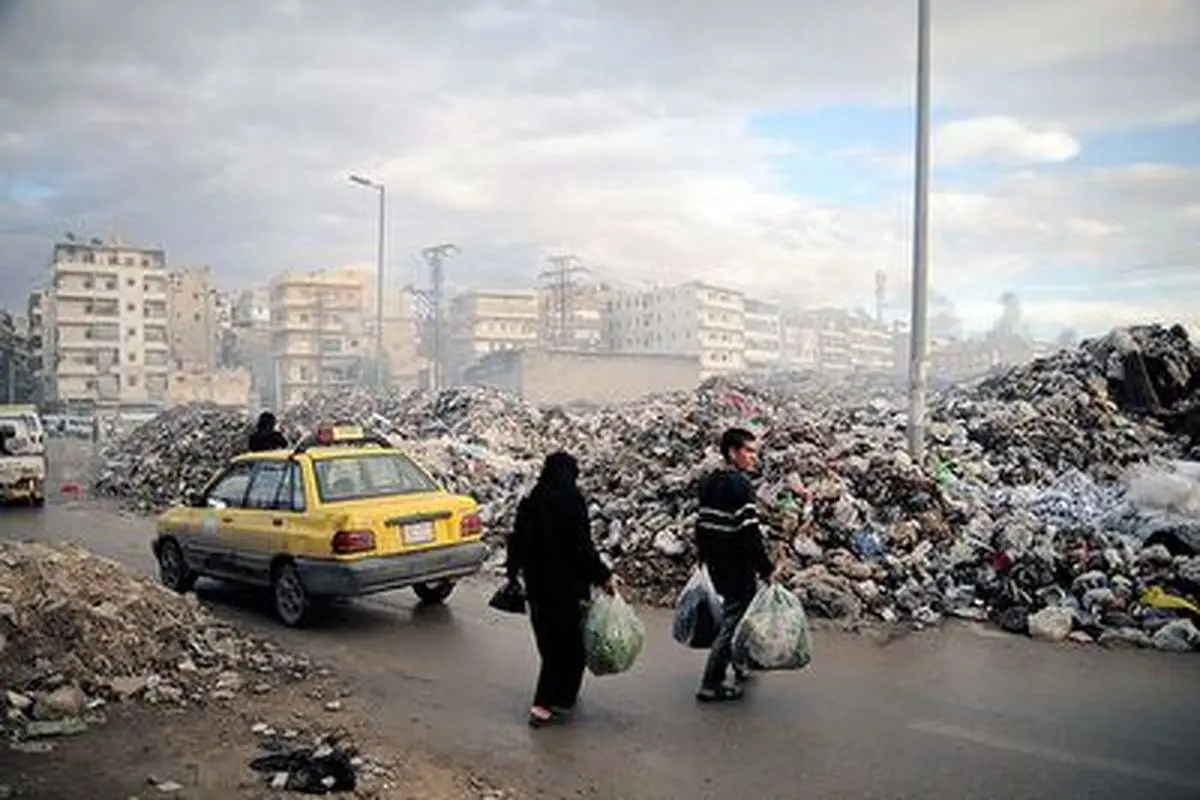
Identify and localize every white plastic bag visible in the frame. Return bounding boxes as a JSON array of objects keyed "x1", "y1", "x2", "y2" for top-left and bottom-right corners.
[
  {"x1": 732, "y1": 583, "x2": 813, "y2": 671},
  {"x1": 583, "y1": 592, "x2": 645, "y2": 676},
  {"x1": 672, "y1": 567, "x2": 723, "y2": 649}
]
